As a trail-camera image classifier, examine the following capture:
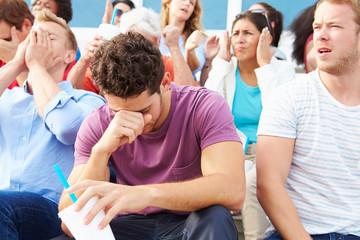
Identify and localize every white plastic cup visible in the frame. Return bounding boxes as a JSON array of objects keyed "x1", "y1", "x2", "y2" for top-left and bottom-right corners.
[
  {"x1": 58, "y1": 196, "x2": 115, "y2": 240},
  {"x1": 98, "y1": 23, "x2": 121, "y2": 40}
]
